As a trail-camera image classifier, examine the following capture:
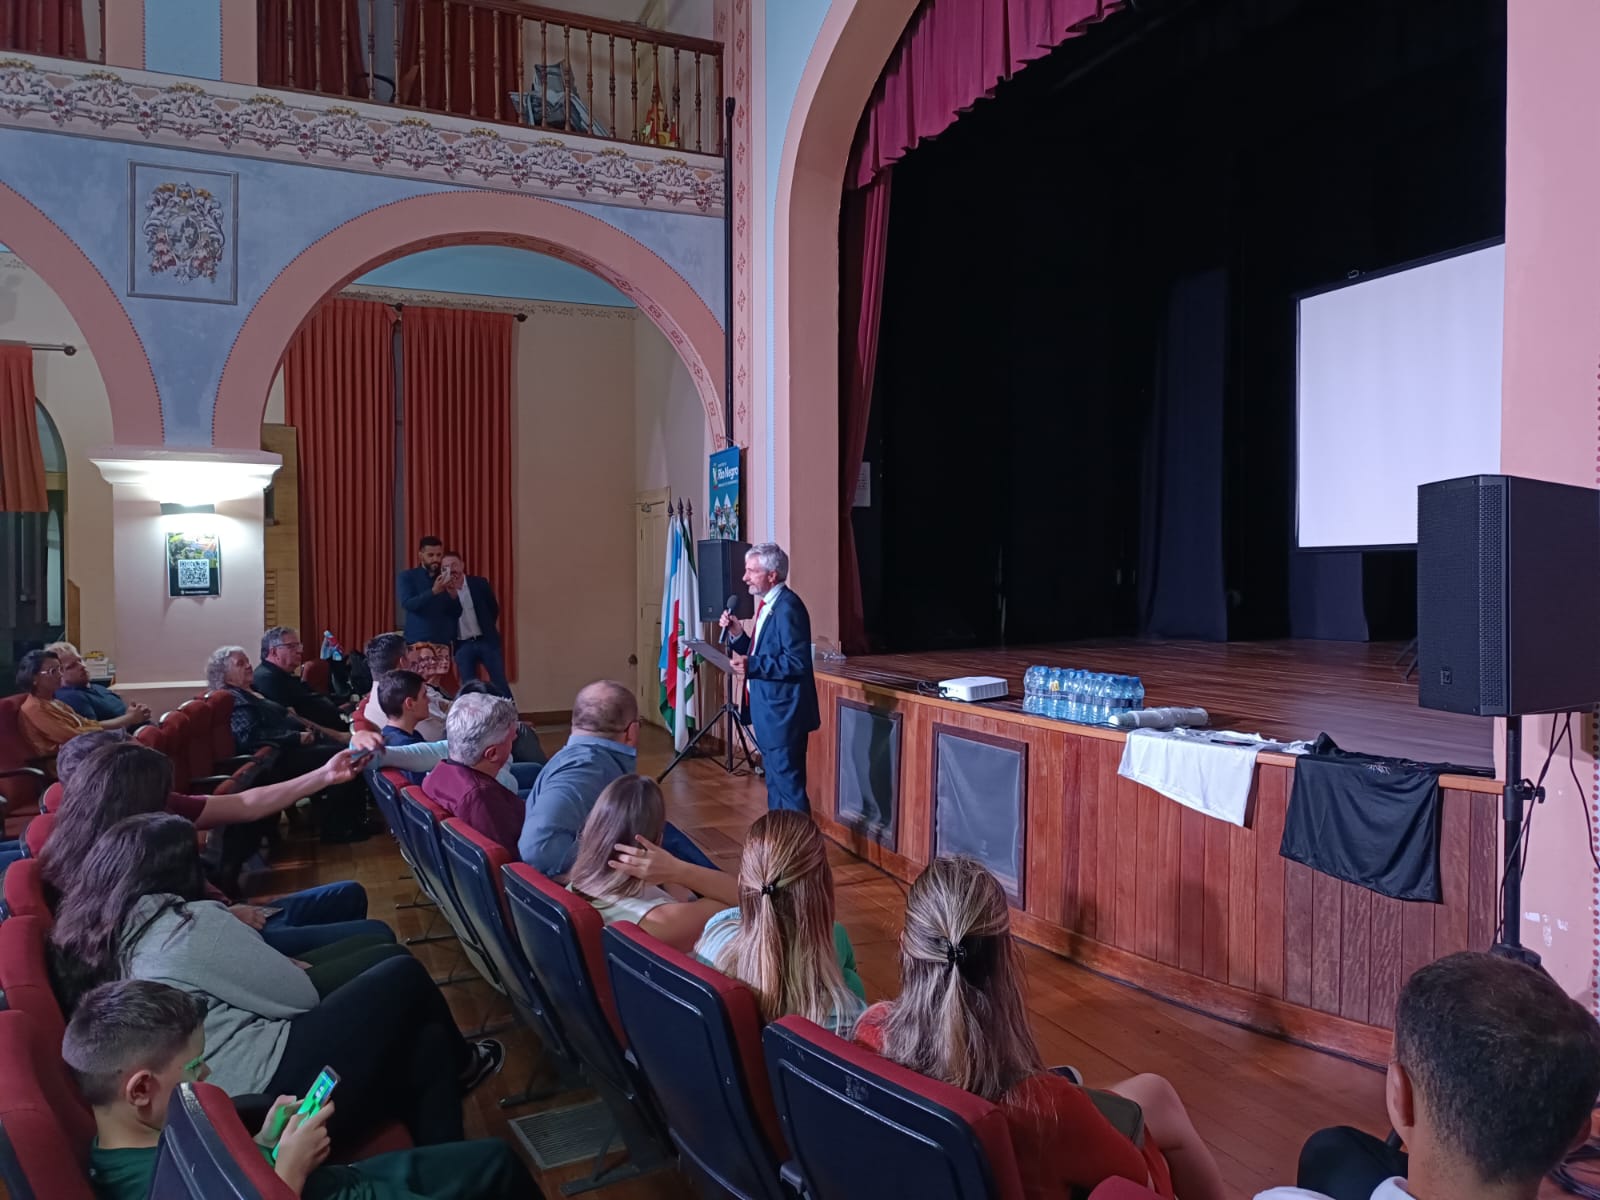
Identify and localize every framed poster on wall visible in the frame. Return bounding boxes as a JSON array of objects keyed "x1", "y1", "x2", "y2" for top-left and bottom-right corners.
[
  {"x1": 708, "y1": 446, "x2": 742, "y2": 540},
  {"x1": 167, "y1": 531, "x2": 220, "y2": 596}
]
